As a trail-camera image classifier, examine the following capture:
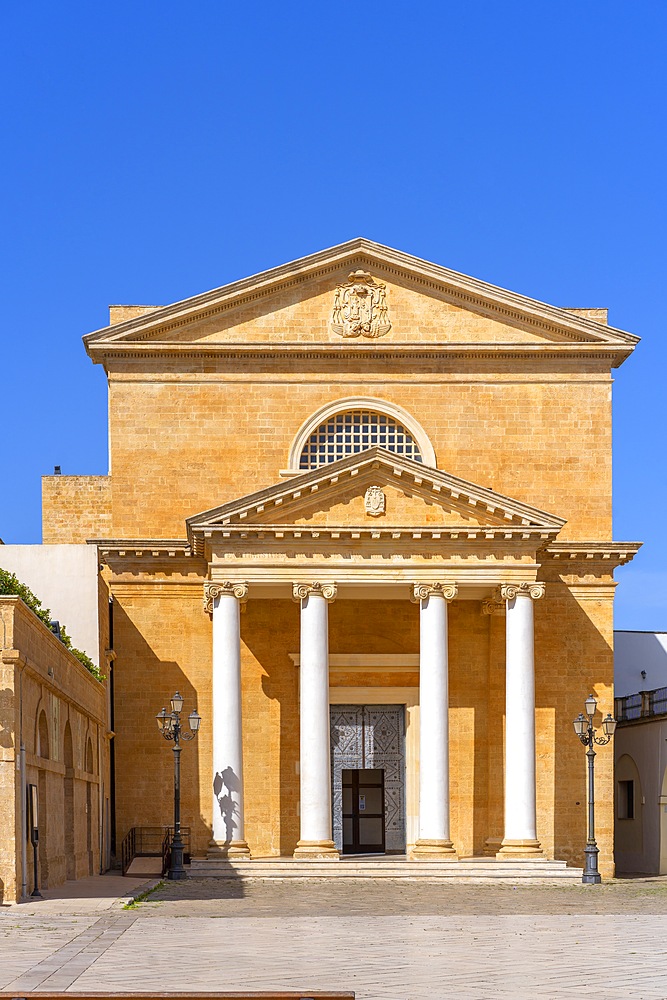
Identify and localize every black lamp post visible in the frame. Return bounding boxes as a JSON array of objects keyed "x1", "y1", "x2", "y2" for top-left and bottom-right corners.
[
  {"x1": 572, "y1": 693, "x2": 617, "y2": 884},
  {"x1": 156, "y1": 692, "x2": 201, "y2": 880}
]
